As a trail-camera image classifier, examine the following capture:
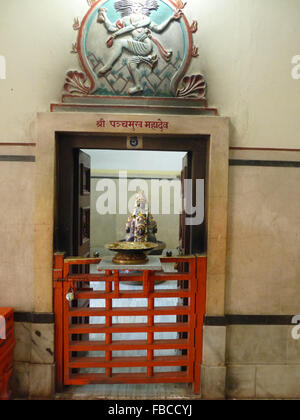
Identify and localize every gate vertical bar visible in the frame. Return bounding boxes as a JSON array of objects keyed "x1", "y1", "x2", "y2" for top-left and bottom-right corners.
[
  {"x1": 53, "y1": 252, "x2": 65, "y2": 392},
  {"x1": 187, "y1": 257, "x2": 196, "y2": 380},
  {"x1": 105, "y1": 270, "x2": 113, "y2": 378},
  {"x1": 145, "y1": 271, "x2": 154, "y2": 378},
  {"x1": 63, "y1": 260, "x2": 73, "y2": 384},
  {"x1": 194, "y1": 255, "x2": 207, "y2": 394}
]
